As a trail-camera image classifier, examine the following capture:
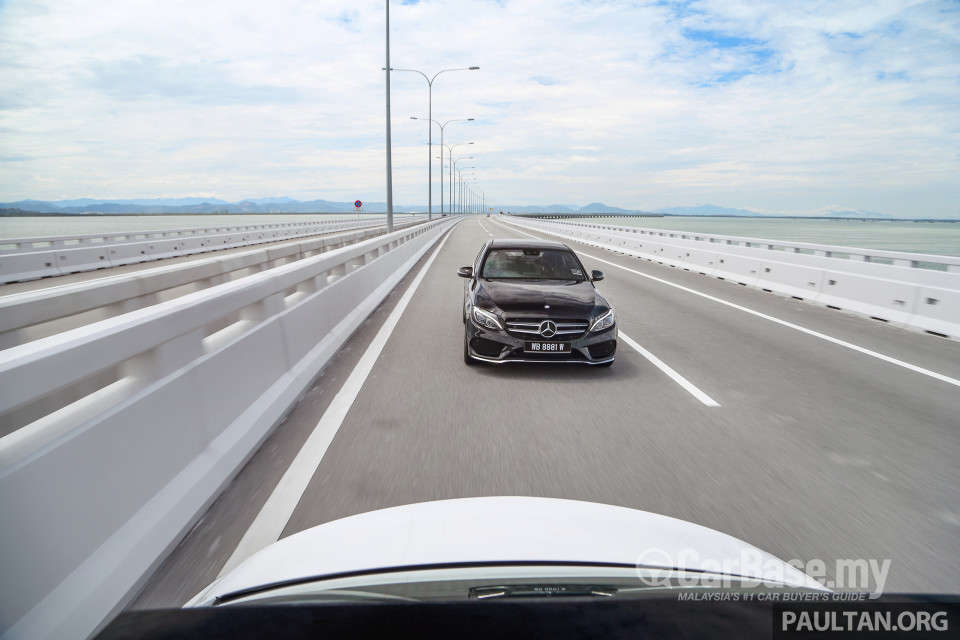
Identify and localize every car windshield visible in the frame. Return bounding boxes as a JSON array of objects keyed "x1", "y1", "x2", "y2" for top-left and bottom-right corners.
[{"x1": 481, "y1": 248, "x2": 584, "y2": 280}]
